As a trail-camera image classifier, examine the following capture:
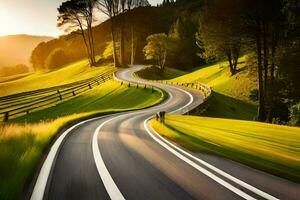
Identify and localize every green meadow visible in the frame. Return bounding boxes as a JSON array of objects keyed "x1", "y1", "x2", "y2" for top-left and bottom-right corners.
[{"x1": 151, "y1": 114, "x2": 300, "y2": 182}]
